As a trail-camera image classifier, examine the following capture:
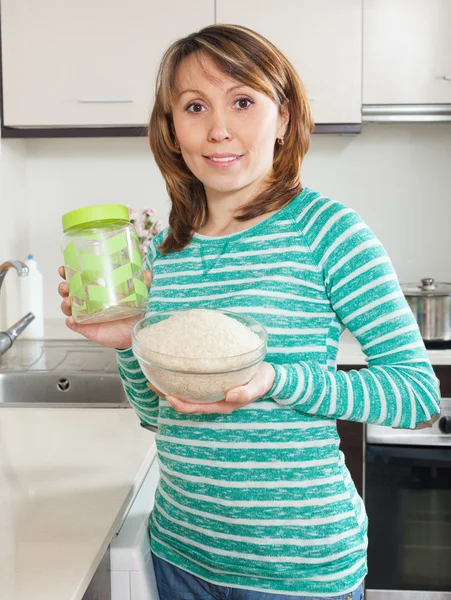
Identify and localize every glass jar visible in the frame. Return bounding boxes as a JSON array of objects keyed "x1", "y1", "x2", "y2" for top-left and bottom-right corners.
[{"x1": 61, "y1": 204, "x2": 148, "y2": 324}]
